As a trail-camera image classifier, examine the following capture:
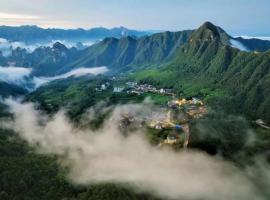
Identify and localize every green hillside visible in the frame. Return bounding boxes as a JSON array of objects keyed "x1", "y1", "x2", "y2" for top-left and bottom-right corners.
[
  {"x1": 0, "y1": 129, "x2": 161, "y2": 200},
  {"x1": 1, "y1": 21, "x2": 270, "y2": 200},
  {"x1": 134, "y1": 22, "x2": 270, "y2": 123},
  {"x1": 62, "y1": 30, "x2": 193, "y2": 72}
]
